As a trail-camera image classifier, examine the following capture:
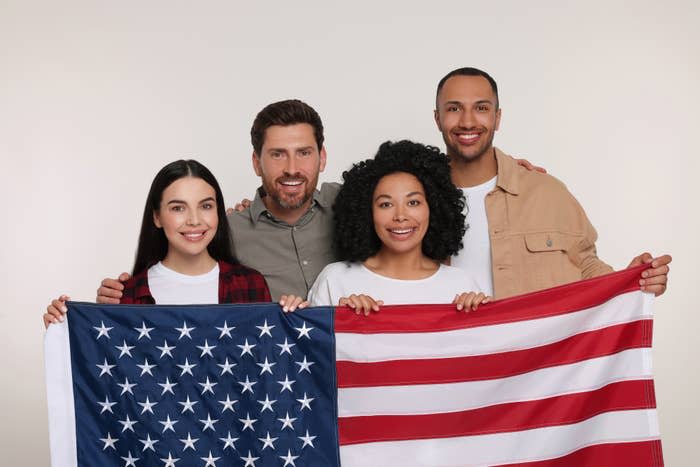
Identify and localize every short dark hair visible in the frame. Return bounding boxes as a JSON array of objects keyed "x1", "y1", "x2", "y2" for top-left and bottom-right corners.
[
  {"x1": 436, "y1": 67, "x2": 499, "y2": 108},
  {"x1": 132, "y1": 159, "x2": 236, "y2": 275},
  {"x1": 333, "y1": 140, "x2": 466, "y2": 262},
  {"x1": 250, "y1": 99, "x2": 325, "y2": 155}
]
